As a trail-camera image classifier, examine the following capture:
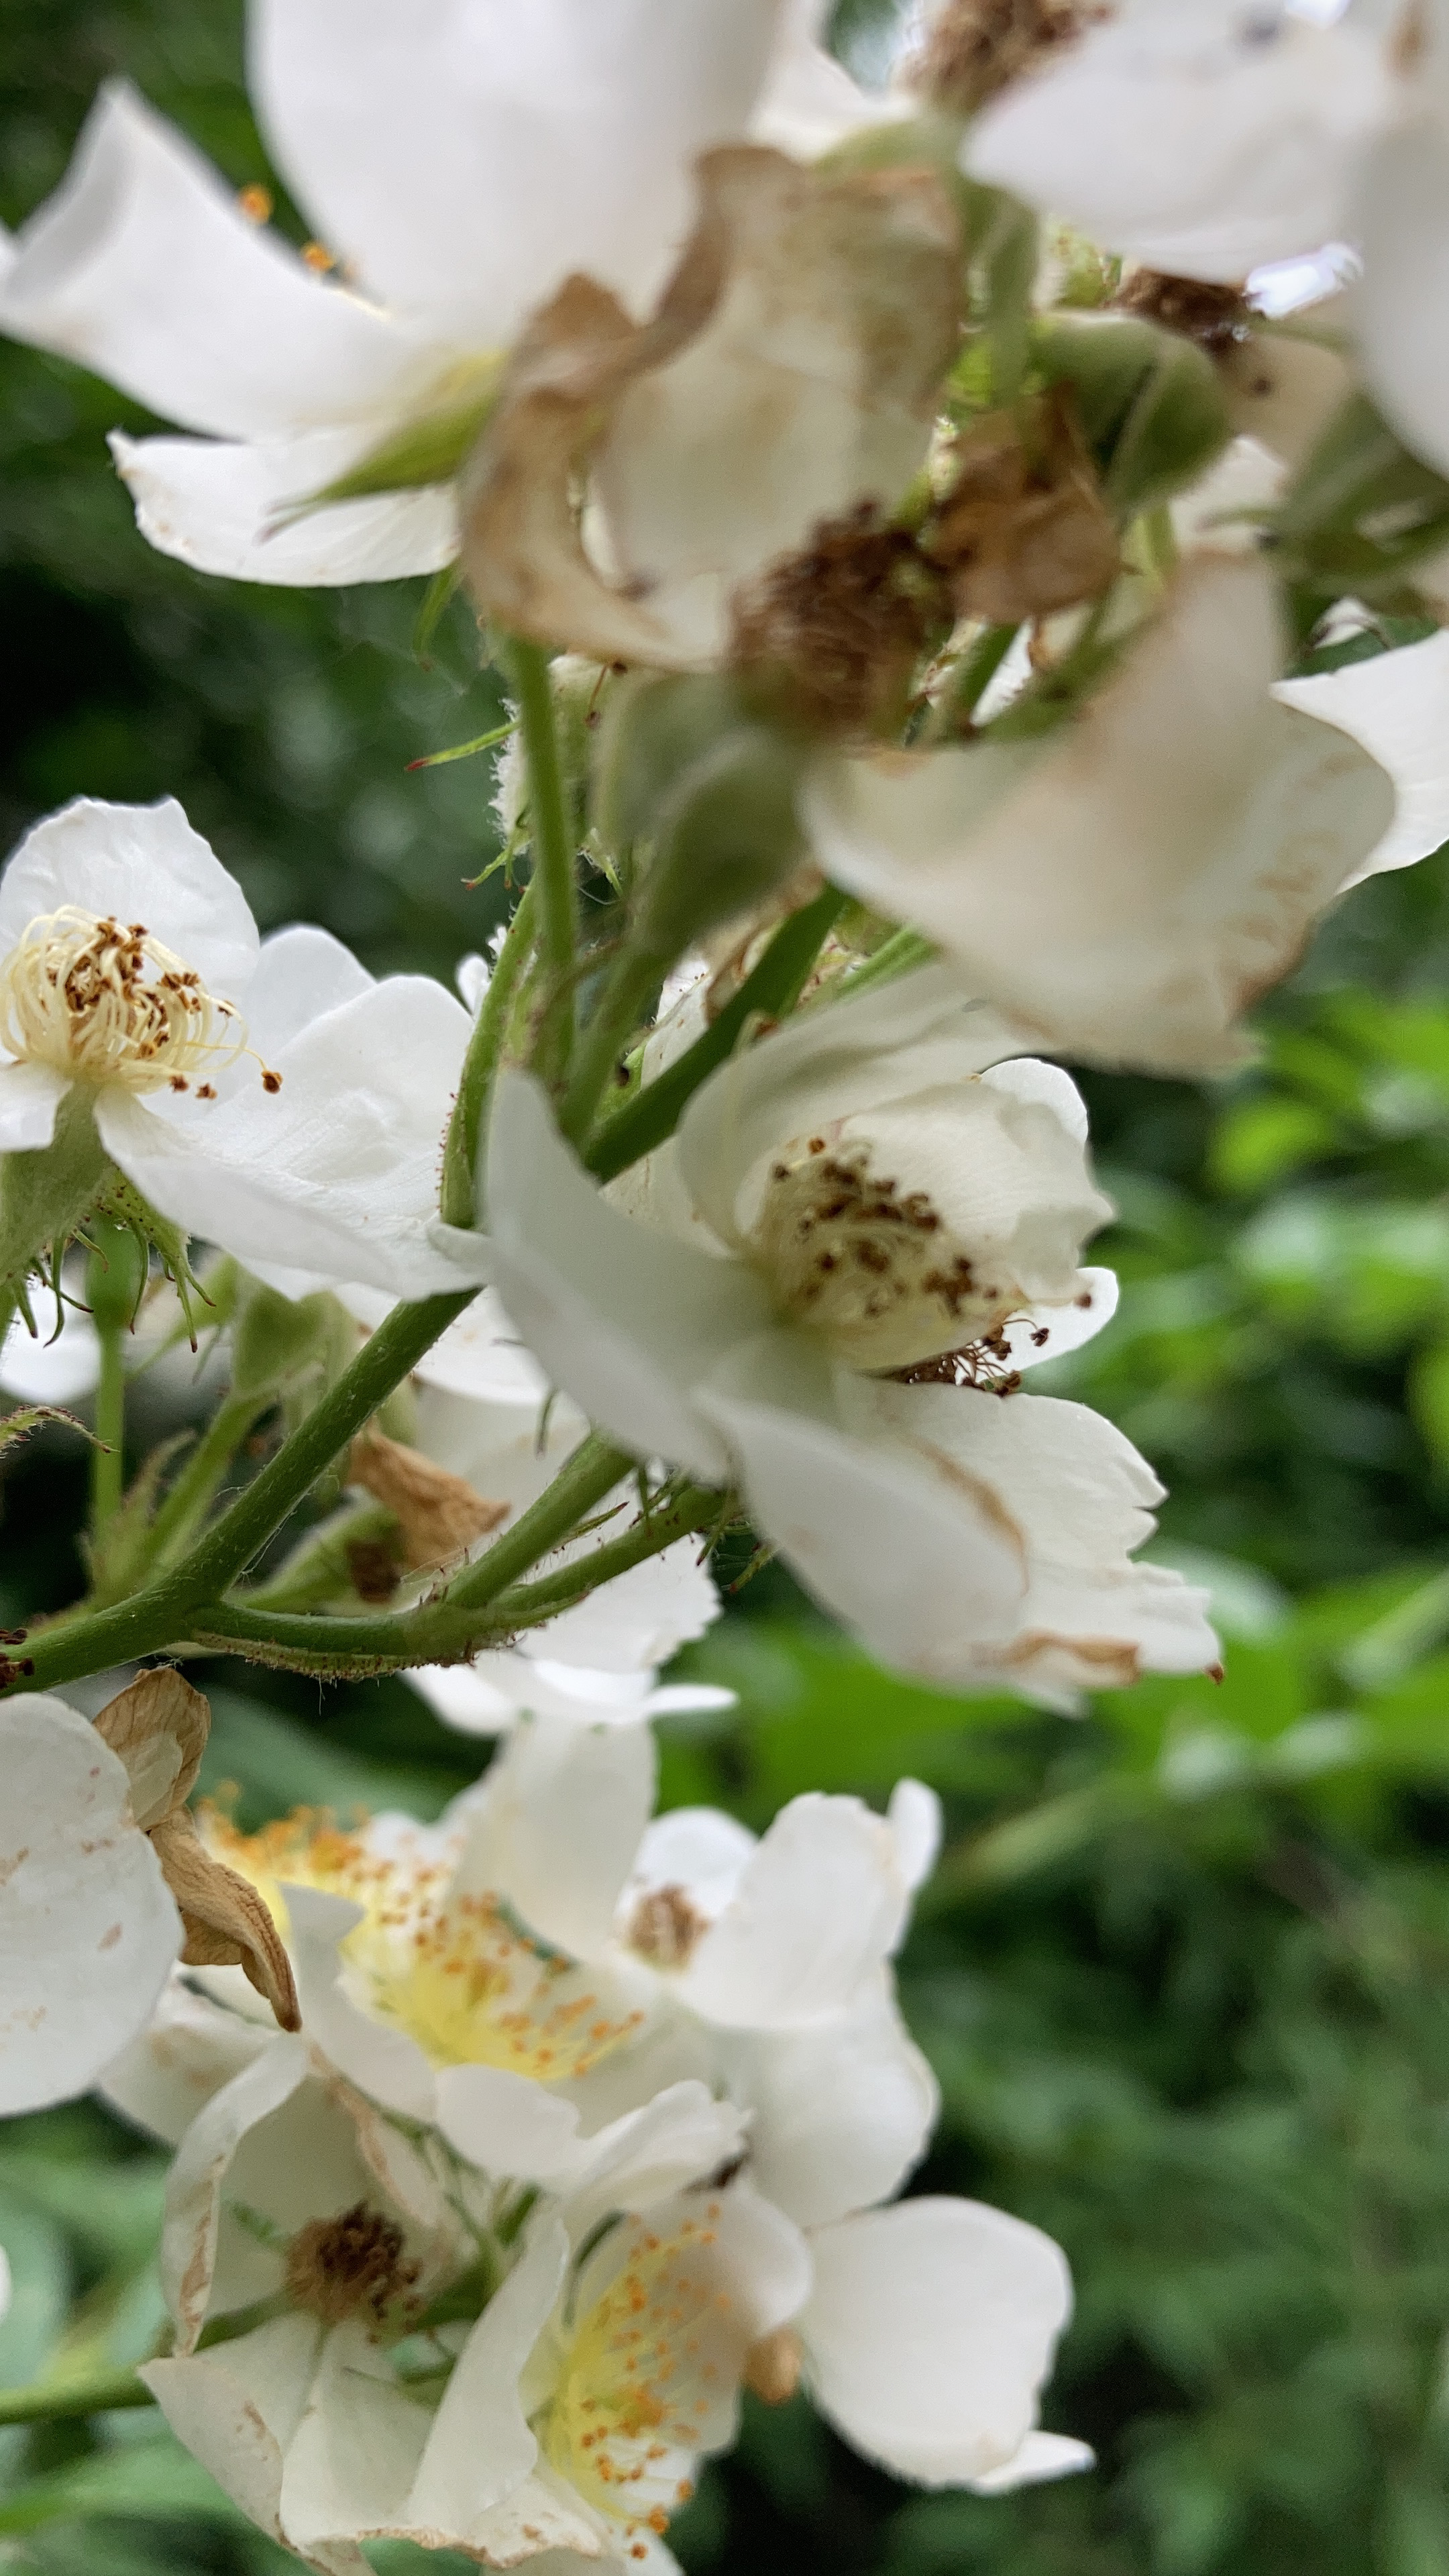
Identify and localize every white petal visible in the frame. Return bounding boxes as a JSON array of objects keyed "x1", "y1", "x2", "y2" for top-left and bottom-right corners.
[
  {"x1": 0, "y1": 796, "x2": 258, "y2": 1000},
  {"x1": 250, "y1": 0, "x2": 787, "y2": 339},
  {"x1": 965, "y1": 1, "x2": 1389, "y2": 282},
  {"x1": 521, "y1": 1538, "x2": 725, "y2": 1672},
  {"x1": 679, "y1": 1790, "x2": 913, "y2": 2030},
  {"x1": 0, "y1": 1696, "x2": 180, "y2": 2116},
  {"x1": 160, "y1": 2034, "x2": 311, "y2": 2347},
  {"x1": 564, "y1": 2081, "x2": 751, "y2": 2233},
  {"x1": 1356, "y1": 119, "x2": 1449, "y2": 476},
  {"x1": 409, "y1": 1655, "x2": 718, "y2": 1735},
  {"x1": 625, "y1": 1807, "x2": 759, "y2": 1924},
  {"x1": 405, "y1": 2212, "x2": 568, "y2": 2536},
  {"x1": 694, "y1": 1331, "x2": 1028, "y2": 1678},
  {"x1": 141, "y1": 2317, "x2": 358, "y2": 2570},
  {"x1": 888, "y1": 1778, "x2": 941, "y2": 1894},
  {"x1": 806, "y1": 559, "x2": 1397, "y2": 1073},
  {"x1": 801, "y1": 2198, "x2": 1075, "y2": 2487},
  {"x1": 849, "y1": 1380, "x2": 1220, "y2": 1701},
  {"x1": 968, "y1": 2430, "x2": 1095, "y2": 2495},
  {"x1": 0, "y1": 83, "x2": 436, "y2": 441},
  {"x1": 0, "y1": 1059, "x2": 69, "y2": 1152},
  {"x1": 287, "y1": 1886, "x2": 439, "y2": 2121},
  {"x1": 1274, "y1": 631, "x2": 1449, "y2": 886},
  {"x1": 95, "y1": 973, "x2": 472, "y2": 1299},
  {"x1": 99, "y1": 1972, "x2": 275, "y2": 2147},
  {"x1": 457, "y1": 1708, "x2": 656, "y2": 1961},
  {"x1": 590, "y1": 148, "x2": 959, "y2": 663},
  {"x1": 245, "y1": 925, "x2": 375, "y2": 1054},
  {"x1": 676, "y1": 961, "x2": 1042, "y2": 1249},
  {"x1": 280, "y1": 2320, "x2": 432, "y2": 2551},
  {"x1": 717, "y1": 1979, "x2": 938, "y2": 2226},
  {"x1": 488, "y1": 1071, "x2": 773, "y2": 1483},
  {"x1": 111, "y1": 430, "x2": 458, "y2": 588},
  {"x1": 1000, "y1": 1267, "x2": 1120, "y2": 1374},
  {"x1": 344, "y1": 1282, "x2": 548, "y2": 1404},
  {"x1": 1, "y1": 1301, "x2": 99, "y2": 1403},
  {"x1": 435, "y1": 2063, "x2": 588, "y2": 2182}
]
